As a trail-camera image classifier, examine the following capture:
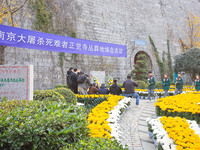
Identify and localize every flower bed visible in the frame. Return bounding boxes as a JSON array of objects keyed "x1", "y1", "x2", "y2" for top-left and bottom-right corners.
[
  {"x1": 147, "y1": 116, "x2": 200, "y2": 150},
  {"x1": 76, "y1": 94, "x2": 109, "y2": 99},
  {"x1": 87, "y1": 95, "x2": 130, "y2": 140},
  {"x1": 154, "y1": 93, "x2": 200, "y2": 123},
  {"x1": 107, "y1": 97, "x2": 131, "y2": 141}
]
